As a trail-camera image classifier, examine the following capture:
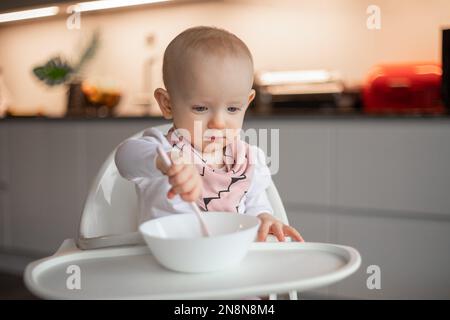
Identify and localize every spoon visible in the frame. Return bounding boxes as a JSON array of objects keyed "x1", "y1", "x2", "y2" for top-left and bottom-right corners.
[{"x1": 156, "y1": 146, "x2": 211, "y2": 237}]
